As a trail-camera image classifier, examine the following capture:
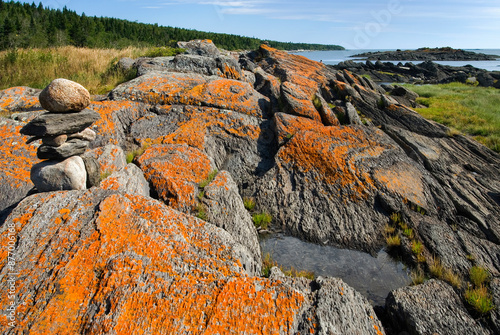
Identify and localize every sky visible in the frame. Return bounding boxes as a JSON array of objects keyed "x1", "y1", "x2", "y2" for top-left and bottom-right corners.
[{"x1": 26, "y1": 0, "x2": 500, "y2": 49}]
